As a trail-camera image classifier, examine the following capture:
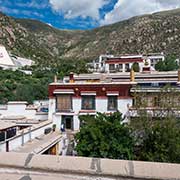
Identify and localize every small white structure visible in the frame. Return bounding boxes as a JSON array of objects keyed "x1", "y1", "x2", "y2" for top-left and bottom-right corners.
[
  {"x1": 146, "y1": 52, "x2": 165, "y2": 68},
  {"x1": 10, "y1": 55, "x2": 35, "y2": 68},
  {"x1": 0, "y1": 45, "x2": 35, "y2": 73},
  {"x1": 91, "y1": 54, "x2": 114, "y2": 72},
  {"x1": 0, "y1": 45, "x2": 15, "y2": 69},
  {"x1": 0, "y1": 101, "x2": 48, "y2": 121},
  {"x1": 91, "y1": 53, "x2": 165, "y2": 73},
  {"x1": 33, "y1": 100, "x2": 49, "y2": 107},
  {"x1": 104, "y1": 55, "x2": 145, "y2": 73}
]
